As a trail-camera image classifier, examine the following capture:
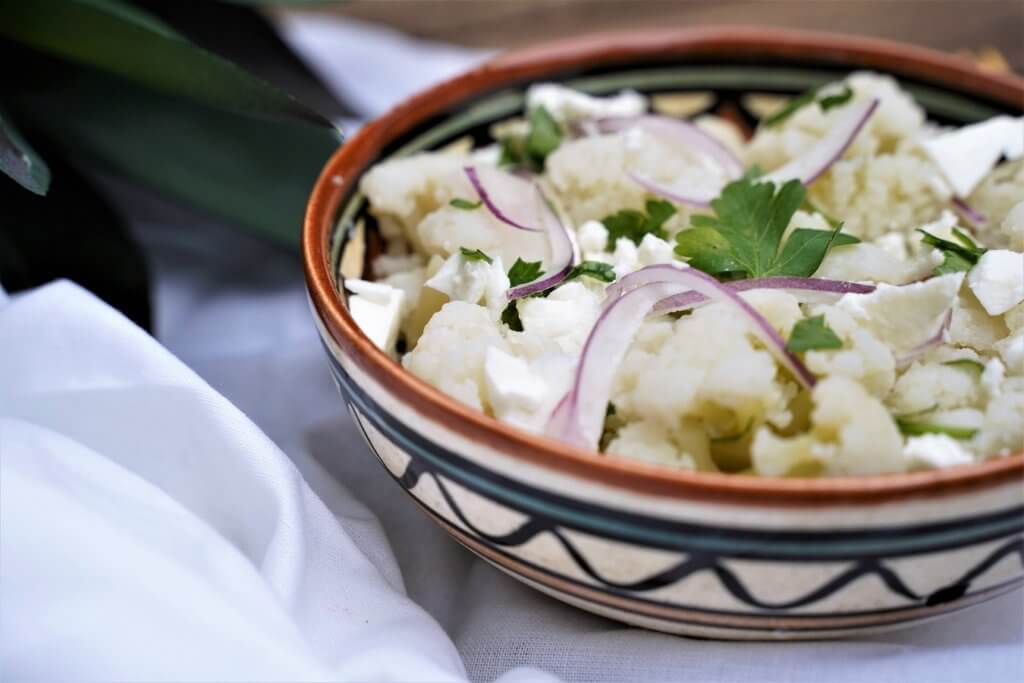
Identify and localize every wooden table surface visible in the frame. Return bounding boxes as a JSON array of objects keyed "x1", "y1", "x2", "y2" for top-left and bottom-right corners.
[{"x1": 324, "y1": 0, "x2": 1023, "y2": 73}]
